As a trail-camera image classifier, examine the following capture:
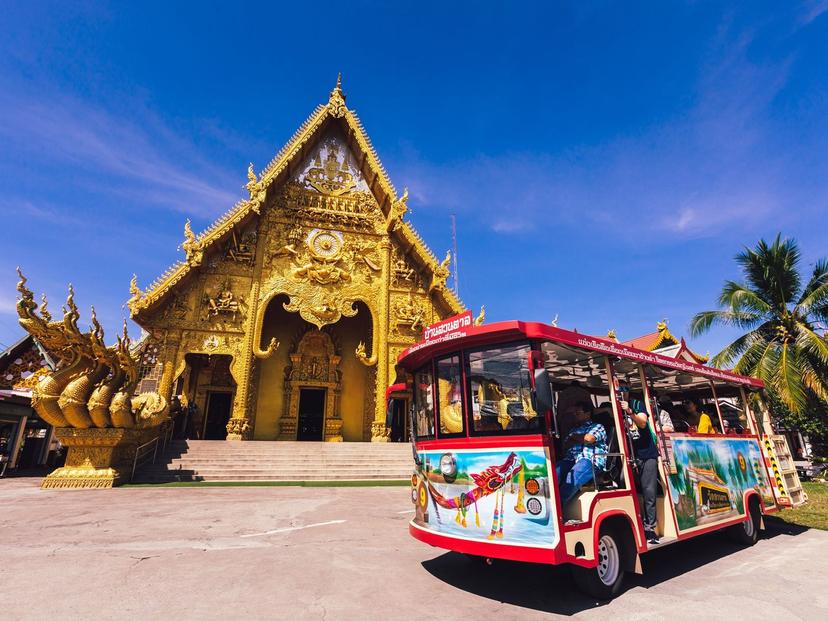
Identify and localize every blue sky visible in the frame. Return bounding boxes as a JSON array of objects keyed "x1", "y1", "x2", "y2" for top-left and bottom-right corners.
[{"x1": 1, "y1": 1, "x2": 827, "y2": 359}]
